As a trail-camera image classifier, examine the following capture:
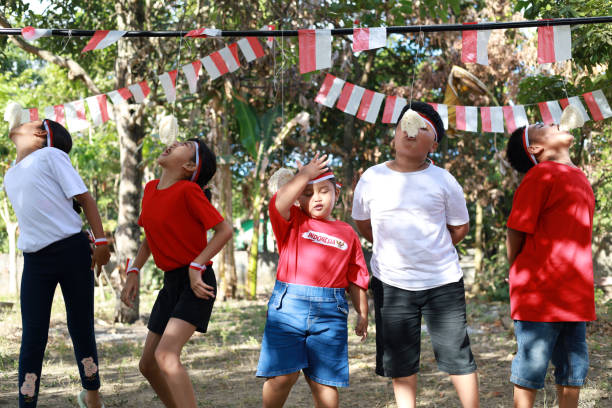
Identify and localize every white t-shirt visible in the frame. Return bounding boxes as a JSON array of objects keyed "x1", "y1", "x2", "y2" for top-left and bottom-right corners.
[
  {"x1": 352, "y1": 162, "x2": 469, "y2": 290},
  {"x1": 4, "y1": 147, "x2": 87, "y2": 252}
]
